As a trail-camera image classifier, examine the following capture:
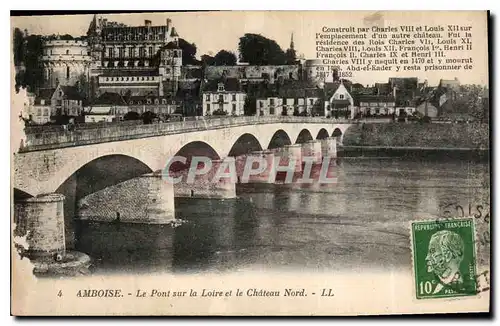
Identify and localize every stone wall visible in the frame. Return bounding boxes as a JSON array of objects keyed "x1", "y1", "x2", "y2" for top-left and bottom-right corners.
[
  {"x1": 77, "y1": 174, "x2": 175, "y2": 223},
  {"x1": 204, "y1": 65, "x2": 300, "y2": 83}
]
